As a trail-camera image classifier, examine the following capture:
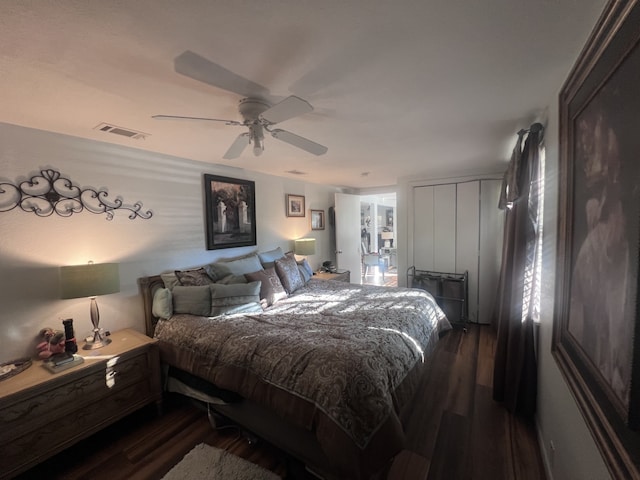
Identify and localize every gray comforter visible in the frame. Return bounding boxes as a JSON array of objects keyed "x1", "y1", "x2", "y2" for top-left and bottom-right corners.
[{"x1": 154, "y1": 279, "x2": 450, "y2": 476}]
